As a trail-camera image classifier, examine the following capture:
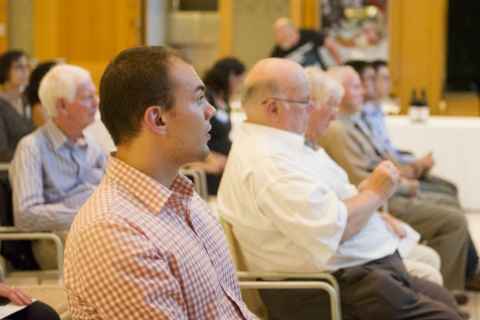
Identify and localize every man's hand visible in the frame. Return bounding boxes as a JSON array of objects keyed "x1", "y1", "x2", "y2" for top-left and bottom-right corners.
[
  {"x1": 0, "y1": 283, "x2": 32, "y2": 306},
  {"x1": 381, "y1": 213, "x2": 406, "y2": 239},
  {"x1": 401, "y1": 178, "x2": 420, "y2": 197},
  {"x1": 359, "y1": 161, "x2": 399, "y2": 201},
  {"x1": 415, "y1": 152, "x2": 434, "y2": 177}
]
